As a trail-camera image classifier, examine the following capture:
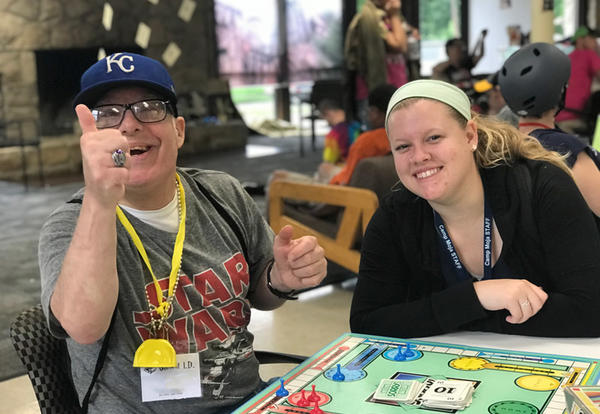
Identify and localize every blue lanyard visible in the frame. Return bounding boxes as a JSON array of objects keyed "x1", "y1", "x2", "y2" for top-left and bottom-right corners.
[{"x1": 434, "y1": 197, "x2": 493, "y2": 281}]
